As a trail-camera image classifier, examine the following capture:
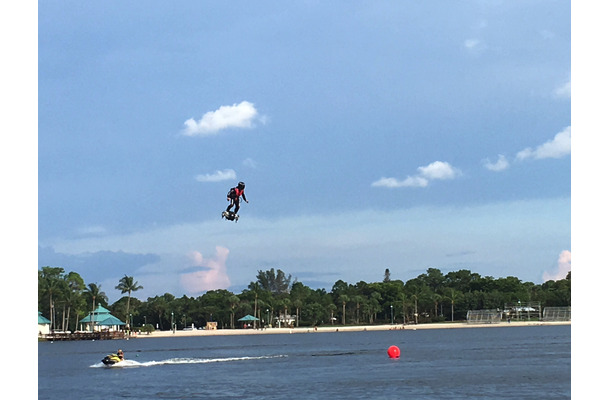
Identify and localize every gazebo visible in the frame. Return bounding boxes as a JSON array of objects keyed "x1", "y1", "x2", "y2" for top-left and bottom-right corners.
[
  {"x1": 38, "y1": 311, "x2": 51, "y2": 336},
  {"x1": 237, "y1": 314, "x2": 259, "y2": 329},
  {"x1": 79, "y1": 305, "x2": 125, "y2": 332}
]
